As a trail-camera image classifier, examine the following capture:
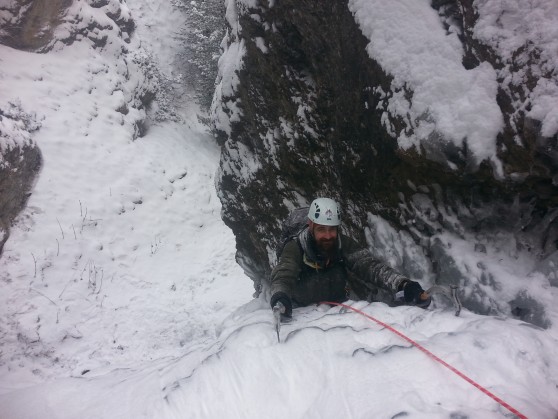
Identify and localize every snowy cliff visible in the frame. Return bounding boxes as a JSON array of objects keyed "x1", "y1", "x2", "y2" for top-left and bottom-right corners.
[
  {"x1": 0, "y1": 1, "x2": 558, "y2": 418},
  {"x1": 211, "y1": 0, "x2": 558, "y2": 328}
]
